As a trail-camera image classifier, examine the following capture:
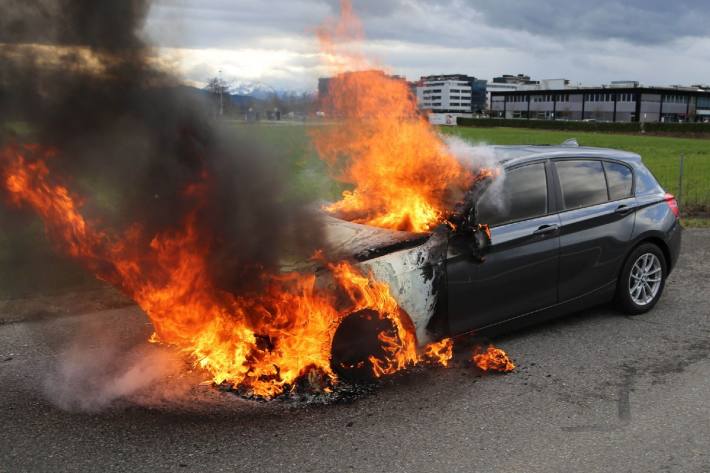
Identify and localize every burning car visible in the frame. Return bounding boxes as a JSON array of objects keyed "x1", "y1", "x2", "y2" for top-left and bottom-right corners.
[
  {"x1": 0, "y1": 1, "x2": 678, "y2": 399},
  {"x1": 325, "y1": 142, "x2": 682, "y2": 378}
]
